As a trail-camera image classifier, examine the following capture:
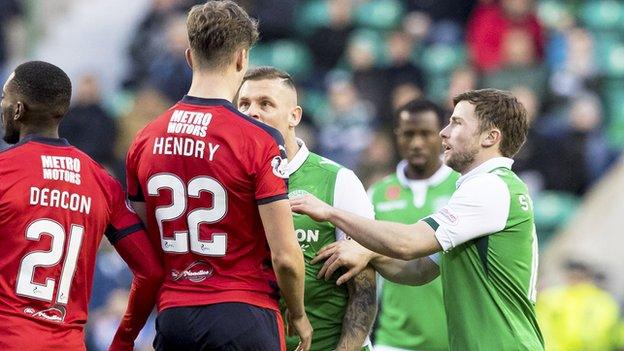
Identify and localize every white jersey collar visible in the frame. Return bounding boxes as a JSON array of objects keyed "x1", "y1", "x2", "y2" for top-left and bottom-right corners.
[
  {"x1": 286, "y1": 138, "x2": 310, "y2": 176},
  {"x1": 456, "y1": 156, "x2": 514, "y2": 188},
  {"x1": 396, "y1": 160, "x2": 453, "y2": 188}
]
